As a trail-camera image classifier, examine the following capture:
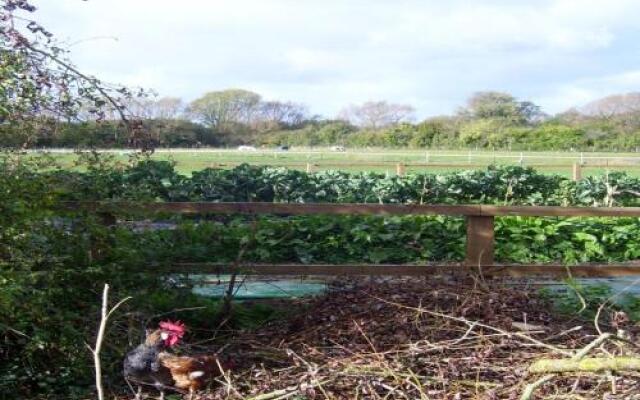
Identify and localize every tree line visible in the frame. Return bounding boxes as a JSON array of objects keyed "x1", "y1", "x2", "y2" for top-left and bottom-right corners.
[
  {"x1": 4, "y1": 88, "x2": 640, "y2": 151},
  {"x1": 3, "y1": 1, "x2": 640, "y2": 151}
]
